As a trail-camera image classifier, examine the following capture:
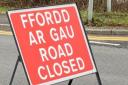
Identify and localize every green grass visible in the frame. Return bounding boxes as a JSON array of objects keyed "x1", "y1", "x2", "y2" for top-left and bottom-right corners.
[
  {"x1": 80, "y1": 10, "x2": 88, "y2": 25},
  {"x1": 94, "y1": 12, "x2": 128, "y2": 27},
  {"x1": 0, "y1": 6, "x2": 9, "y2": 14},
  {"x1": 80, "y1": 10, "x2": 128, "y2": 27}
]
